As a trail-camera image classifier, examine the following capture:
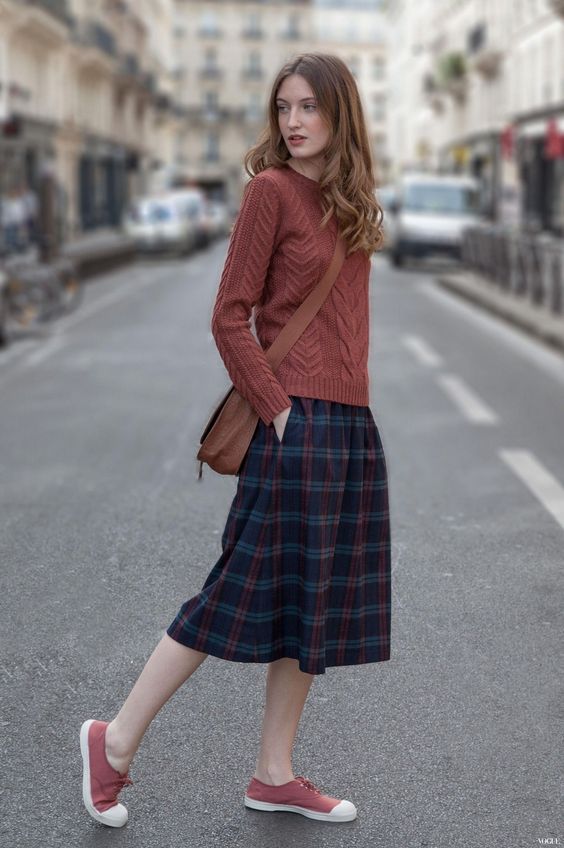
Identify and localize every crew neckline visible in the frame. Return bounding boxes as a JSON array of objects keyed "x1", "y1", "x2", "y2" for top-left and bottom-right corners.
[{"x1": 284, "y1": 163, "x2": 320, "y2": 185}]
